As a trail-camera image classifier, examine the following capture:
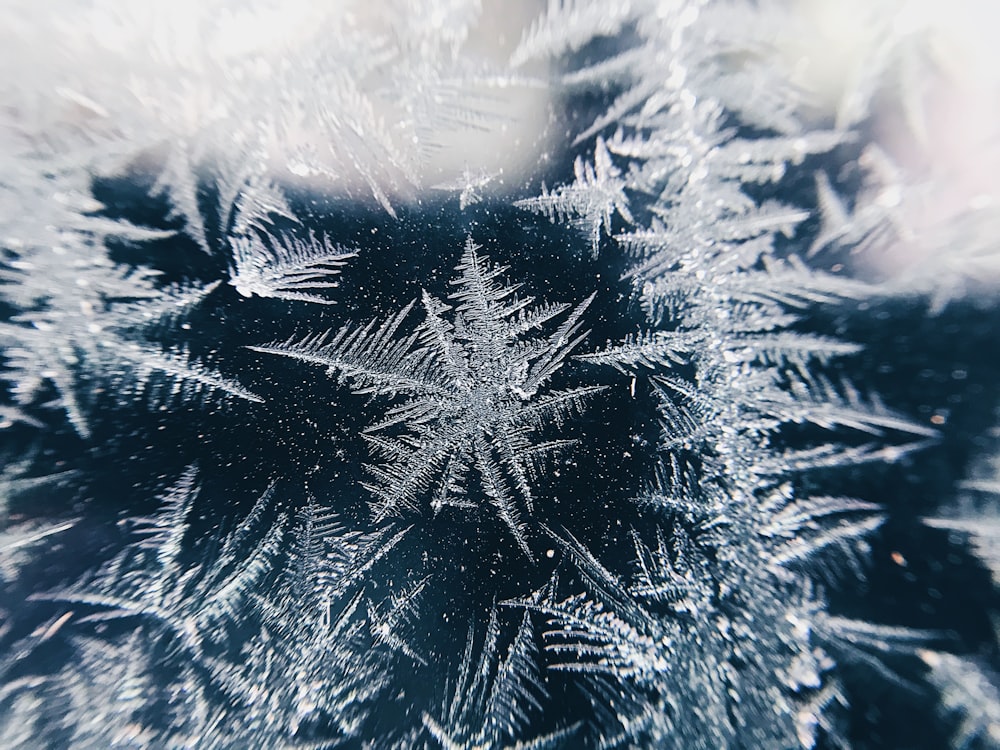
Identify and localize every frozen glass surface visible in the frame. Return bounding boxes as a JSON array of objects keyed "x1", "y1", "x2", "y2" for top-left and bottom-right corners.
[{"x1": 1, "y1": 2, "x2": 998, "y2": 748}]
